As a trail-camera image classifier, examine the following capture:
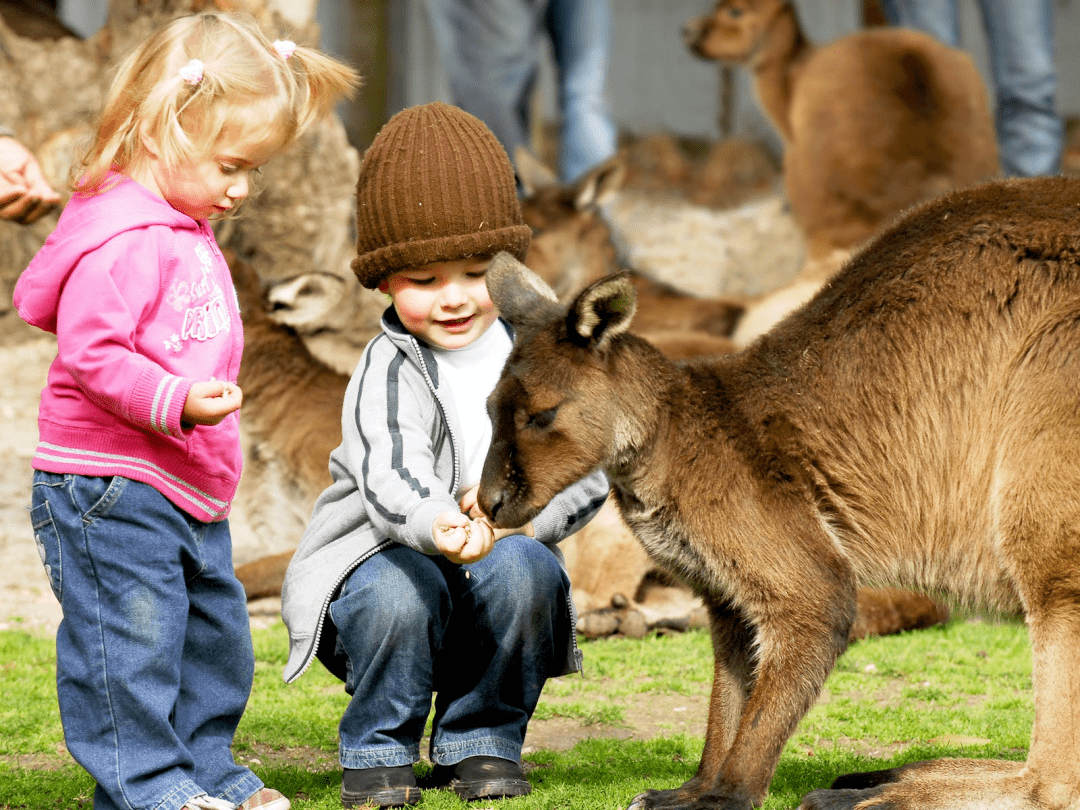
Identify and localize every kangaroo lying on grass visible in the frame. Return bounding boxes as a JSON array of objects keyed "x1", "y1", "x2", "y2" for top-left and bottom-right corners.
[
  {"x1": 684, "y1": 0, "x2": 999, "y2": 345},
  {"x1": 517, "y1": 148, "x2": 745, "y2": 342},
  {"x1": 477, "y1": 175, "x2": 1080, "y2": 810}
]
